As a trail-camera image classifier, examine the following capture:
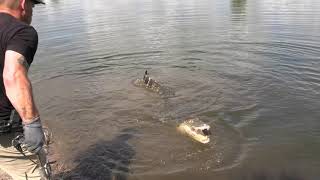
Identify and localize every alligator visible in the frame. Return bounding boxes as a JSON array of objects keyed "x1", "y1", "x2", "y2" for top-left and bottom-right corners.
[
  {"x1": 134, "y1": 71, "x2": 212, "y2": 144},
  {"x1": 133, "y1": 70, "x2": 161, "y2": 93},
  {"x1": 177, "y1": 118, "x2": 211, "y2": 144}
]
